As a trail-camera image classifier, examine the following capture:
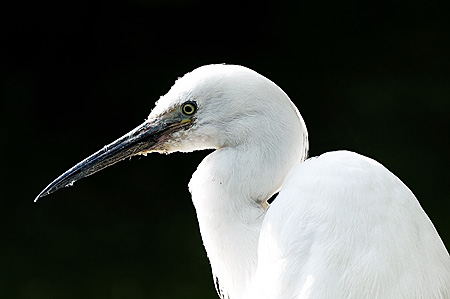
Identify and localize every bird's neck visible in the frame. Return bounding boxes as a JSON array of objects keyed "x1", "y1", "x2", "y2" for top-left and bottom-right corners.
[
  {"x1": 188, "y1": 145, "x2": 292, "y2": 298},
  {"x1": 189, "y1": 149, "x2": 267, "y2": 298}
]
